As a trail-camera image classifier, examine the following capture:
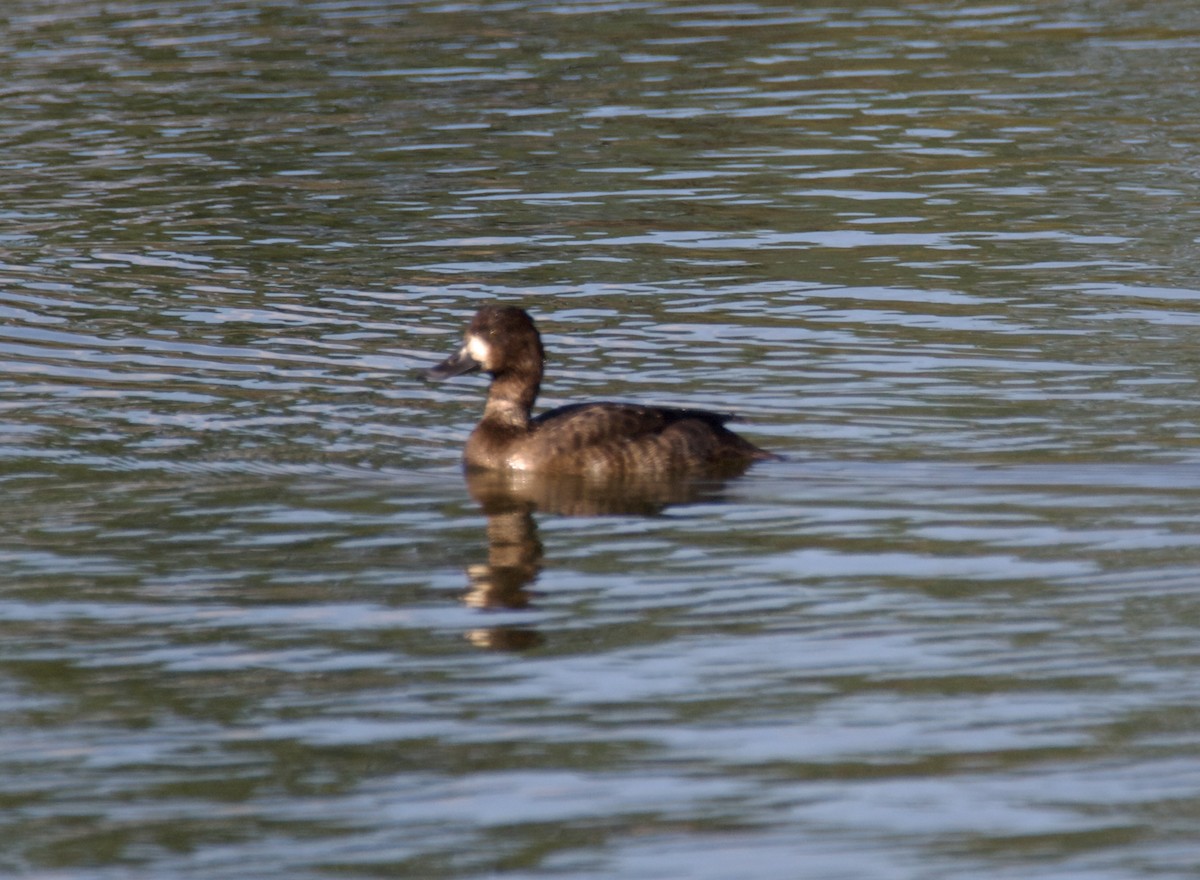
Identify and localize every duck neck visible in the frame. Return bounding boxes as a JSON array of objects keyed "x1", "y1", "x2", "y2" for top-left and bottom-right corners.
[{"x1": 482, "y1": 367, "x2": 541, "y2": 431}]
